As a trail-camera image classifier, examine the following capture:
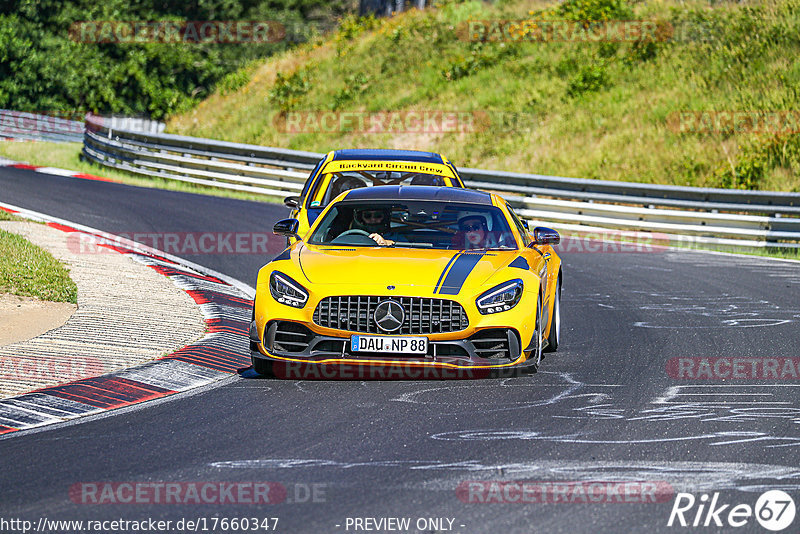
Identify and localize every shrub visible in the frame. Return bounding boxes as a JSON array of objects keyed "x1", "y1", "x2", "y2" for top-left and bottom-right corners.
[
  {"x1": 331, "y1": 73, "x2": 371, "y2": 110},
  {"x1": 269, "y1": 70, "x2": 311, "y2": 112},
  {"x1": 714, "y1": 134, "x2": 800, "y2": 190},
  {"x1": 557, "y1": 0, "x2": 634, "y2": 23},
  {"x1": 442, "y1": 42, "x2": 513, "y2": 81},
  {"x1": 217, "y1": 69, "x2": 251, "y2": 96},
  {"x1": 565, "y1": 59, "x2": 609, "y2": 98}
]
